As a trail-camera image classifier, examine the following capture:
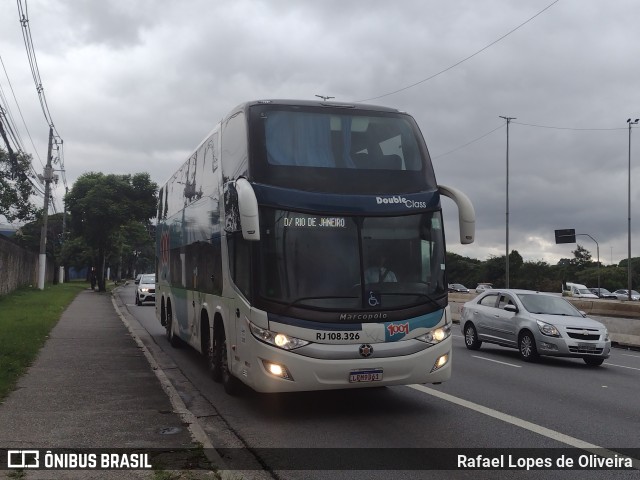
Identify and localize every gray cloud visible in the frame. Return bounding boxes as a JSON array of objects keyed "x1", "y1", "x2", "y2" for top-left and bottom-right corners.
[{"x1": 1, "y1": 0, "x2": 639, "y2": 264}]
